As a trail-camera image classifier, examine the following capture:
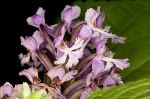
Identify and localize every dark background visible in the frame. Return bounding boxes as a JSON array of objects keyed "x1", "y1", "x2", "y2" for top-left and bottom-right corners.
[{"x1": 0, "y1": 0, "x2": 81, "y2": 86}]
